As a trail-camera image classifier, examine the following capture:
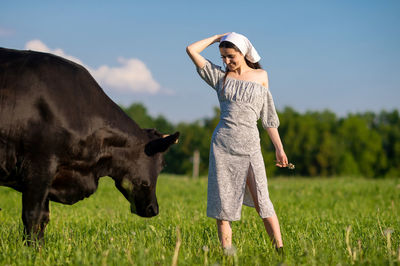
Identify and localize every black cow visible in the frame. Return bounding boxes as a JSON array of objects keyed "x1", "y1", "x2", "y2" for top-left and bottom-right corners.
[{"x1": 0, "y1": 48, "x2": 179, "y2": 241}]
